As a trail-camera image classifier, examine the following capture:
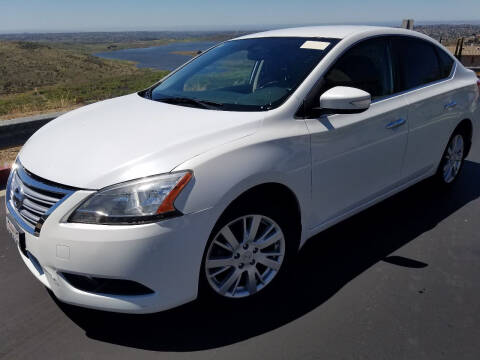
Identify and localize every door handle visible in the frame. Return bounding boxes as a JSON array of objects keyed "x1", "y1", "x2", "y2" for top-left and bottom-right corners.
[
  {"x1": 386, "y1": 118, "x2": 406, "y2": 129},
  {"x1": 444, "y1": 101, "x2": 457, "y2": 110}
]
